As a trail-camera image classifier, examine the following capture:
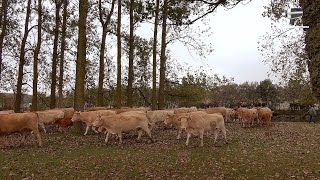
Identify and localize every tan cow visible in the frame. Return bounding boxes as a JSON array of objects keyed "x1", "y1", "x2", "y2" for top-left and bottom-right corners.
[
  {"x1": 0, "y1": 112, "x2": 42, "y2": 146},
  {"x1": 236, "y1": 107, "x2": 258, "y2": 127},
  {"x1": 173, "y1": 107, "x2": 197, "y2": 114},
  {"x1": 164, "y1": 113, "x2": 188, "y2": 139},
  {"x1": 146, "y1": 110, "x2": 174, "y2": 130},
  {"x1": 204, "y1": 107, "x2": 228, "y2": 121},
  {"x1": 180, "y1": 112, "x2": 228, "y2": 146},
  {"x1": 71, "y1": 111, "x2": 100, "y2": 135},
  {"x1": 257, "y1": 107, "x2": 272, "y2": 126},
  {"x1": 226, "y1": 108, "x2": 236, "y2": 123},
  {"x1": 92, "y1": 112, "x2": 153, "y2": 144},
  {"x1": 36, "y1": 109, "x2": 65, "y2": 133}
]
